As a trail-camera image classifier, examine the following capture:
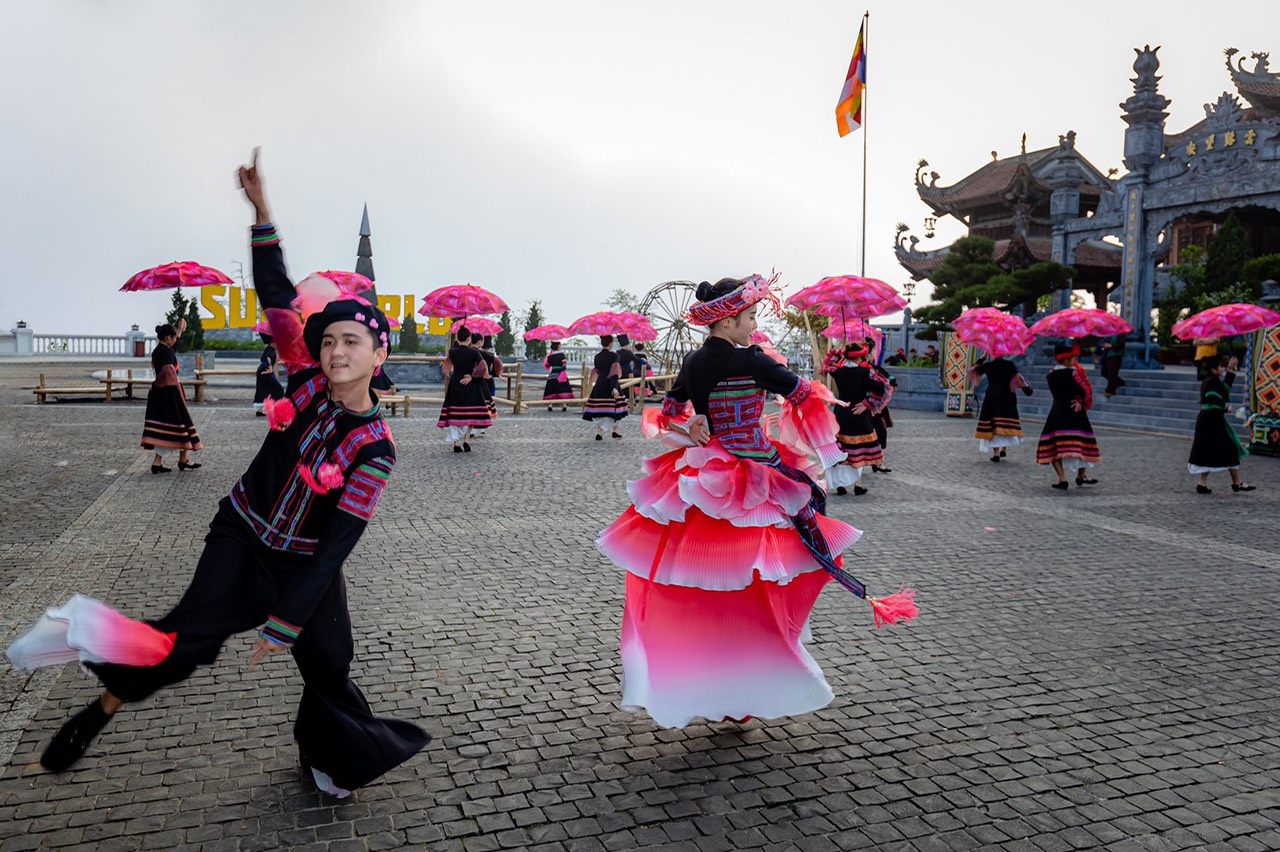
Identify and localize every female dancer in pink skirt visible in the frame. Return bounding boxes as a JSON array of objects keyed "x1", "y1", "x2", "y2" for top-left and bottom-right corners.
[{"x1": 597, "y1": 275, "x2": 916, "y2": 727}]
